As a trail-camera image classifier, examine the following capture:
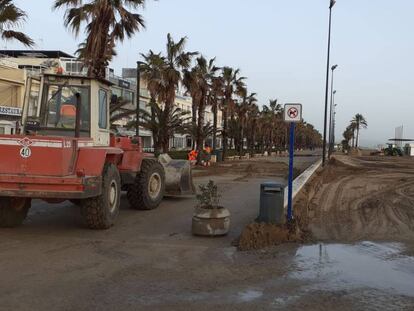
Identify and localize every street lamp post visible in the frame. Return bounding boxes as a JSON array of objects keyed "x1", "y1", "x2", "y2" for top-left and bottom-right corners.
[
  {"x1": 328, "y1": 65, "x2": 338, "y2": 158},
  {"x1": 322, "y1": 0, "x2": 336, "y2": 166},
  {"x1": 332, "y1": 97, "x2": 338, "y2": 150},
  {"x1": 135, "y1": 61, "x2": 144, "y2": 137},
  {"x1": 330, "y1": 91, "x2": 337, "y2": 153}
]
